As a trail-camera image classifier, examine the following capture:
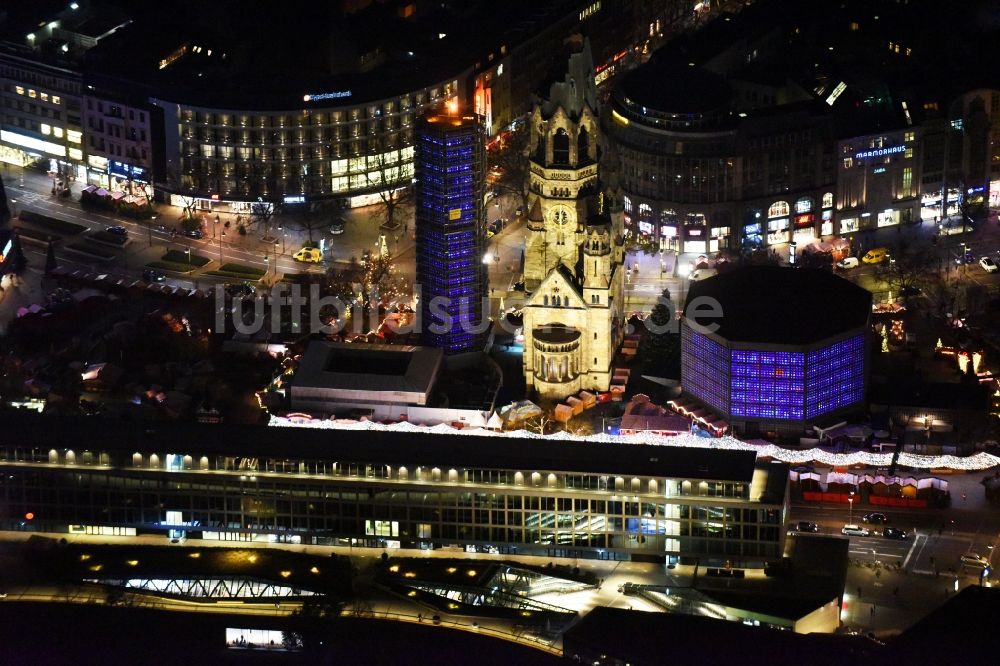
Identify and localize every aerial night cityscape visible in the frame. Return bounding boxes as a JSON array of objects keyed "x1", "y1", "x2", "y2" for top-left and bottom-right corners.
[{"x1": 2, "y1": 0, "x2": 1000, "y2": 664}]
